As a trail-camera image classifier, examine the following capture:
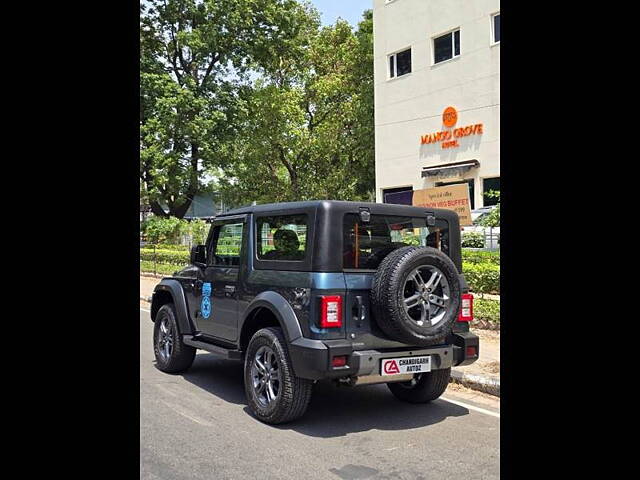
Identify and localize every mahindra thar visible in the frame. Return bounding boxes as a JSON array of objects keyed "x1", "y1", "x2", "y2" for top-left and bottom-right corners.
[{"x1": 150, "y1": 201, "x2": 479, "y2": 424}]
